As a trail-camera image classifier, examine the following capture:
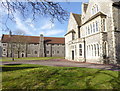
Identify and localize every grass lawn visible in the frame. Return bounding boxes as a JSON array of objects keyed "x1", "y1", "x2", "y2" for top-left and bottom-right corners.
[
  {"x1": 1, "y1": 64, "x2": 120, "y2": 89},
  {"x1": 1, "y1": 57, "x2": 64, "y2": 61}
]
